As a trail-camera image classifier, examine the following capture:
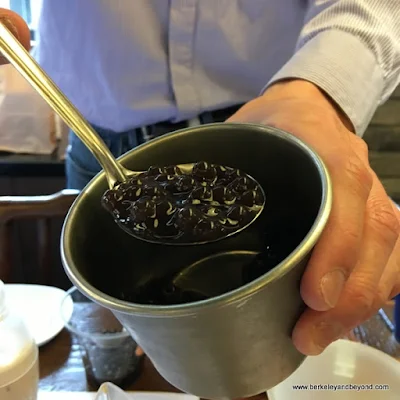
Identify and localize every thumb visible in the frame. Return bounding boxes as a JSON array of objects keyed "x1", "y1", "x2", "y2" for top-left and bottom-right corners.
[{"x1": 0, "y1": 8, "x2": 31, "y2": 64}]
